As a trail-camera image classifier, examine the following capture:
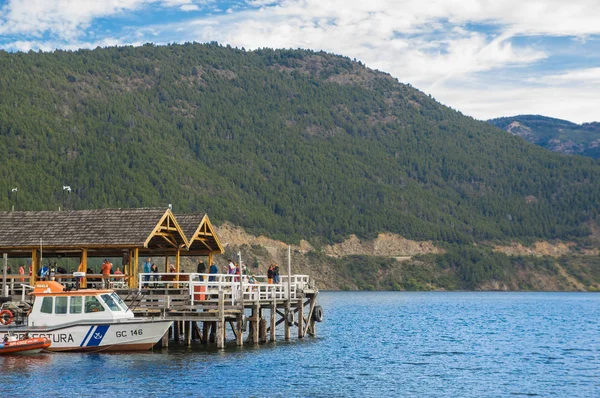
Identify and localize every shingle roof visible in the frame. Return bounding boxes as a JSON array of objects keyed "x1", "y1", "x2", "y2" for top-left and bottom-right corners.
[
  {"x1": 176, "y1": 213, "x2": 206, "y2": 240},
  {"x1": 0, "y1": 208, "x2": 168, "y2": 248},
  {"x1": 176, "y1": 213, "x2": 223, "y2": 253}
]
